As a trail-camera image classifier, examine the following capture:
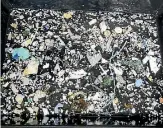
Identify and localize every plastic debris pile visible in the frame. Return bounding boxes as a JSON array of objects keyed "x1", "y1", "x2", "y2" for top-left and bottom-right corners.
[{"x1": 1, "y1": 9, "x2": 163, "y2": 125}]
